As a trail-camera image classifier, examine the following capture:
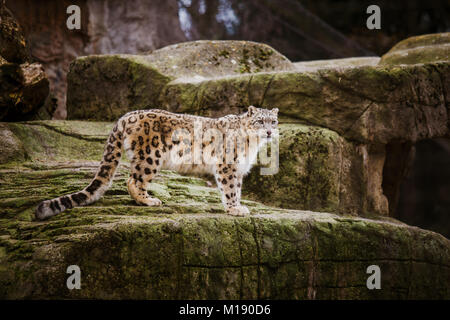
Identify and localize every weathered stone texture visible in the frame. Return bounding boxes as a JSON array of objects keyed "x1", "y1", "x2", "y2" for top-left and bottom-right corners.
[
  {"x1": 0, "y1": 3, "x2": 51, "y2": 121},
  {"x1": 1, "y1": 34, "x2": 450, "y2": 299}
]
